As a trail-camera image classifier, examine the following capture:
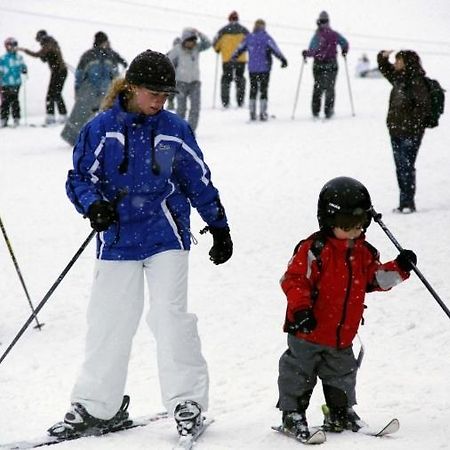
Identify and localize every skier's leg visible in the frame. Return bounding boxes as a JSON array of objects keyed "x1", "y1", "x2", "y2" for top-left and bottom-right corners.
[
  {"x1": 1, "y1": 86, "x2": 12, "y2": 124},
  {"x1": 324, "y1": 64, "x2": 338, "y2": 118},
  {"x1": 11, "y1": 86, "x2": 21, "y2": 120},
  {"x1": 312, "y1": 64, "x2": 324, "y2": 117},
  {"x1": 176, "y1": 82, "x2": 188, "y2": 120},
  {"x1": 249, "y1": 73, "x2": 258, "y2": 120},
  {"x1": 70, "y1": 260, "x2": 145, "y2": 419},
  {"x1": 54, "y1": 68, "x2": 68, "y2": 116},
  {"x1": 235, "y1": 62, "x2": 246, "y2": 107},
  {"x1": 277, "y1": 335, "x2": 319, "y2": 412},
  {"x1": 259, "y1": 72, "x2": 270, "y2": 120},
  {"x1": 221, "y1": 62, "x2": 233, "y2": 107},
  {"x1": 188, "y1": 81, "x2": 201, "y2": 132},
  {"x1": 145, "y1": 250, "x2": 208, "y2": 415}
]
